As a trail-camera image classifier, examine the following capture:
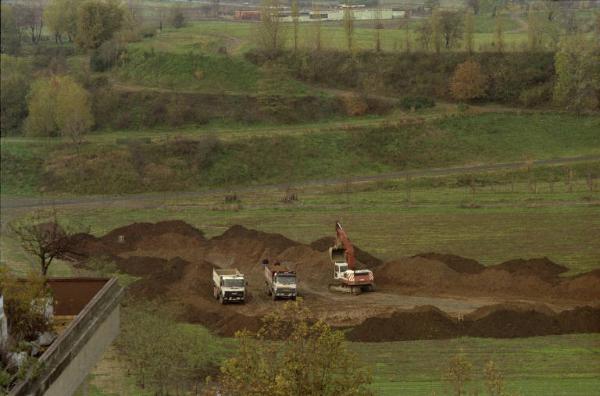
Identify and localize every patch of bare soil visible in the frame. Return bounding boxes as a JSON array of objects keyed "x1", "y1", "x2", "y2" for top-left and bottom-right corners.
[{"x1": 71, "y1": 221, "x2": 600, "y2": 340}]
